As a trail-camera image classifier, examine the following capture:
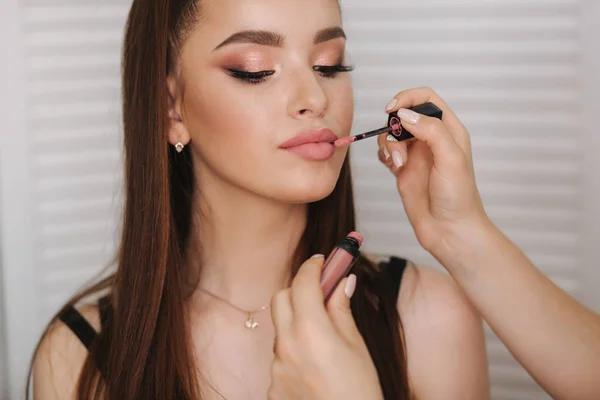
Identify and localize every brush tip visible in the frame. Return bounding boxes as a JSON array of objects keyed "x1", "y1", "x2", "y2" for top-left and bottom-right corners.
[{"x1": 333, "y1": 136, "x2": 355, "y2": 147}]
